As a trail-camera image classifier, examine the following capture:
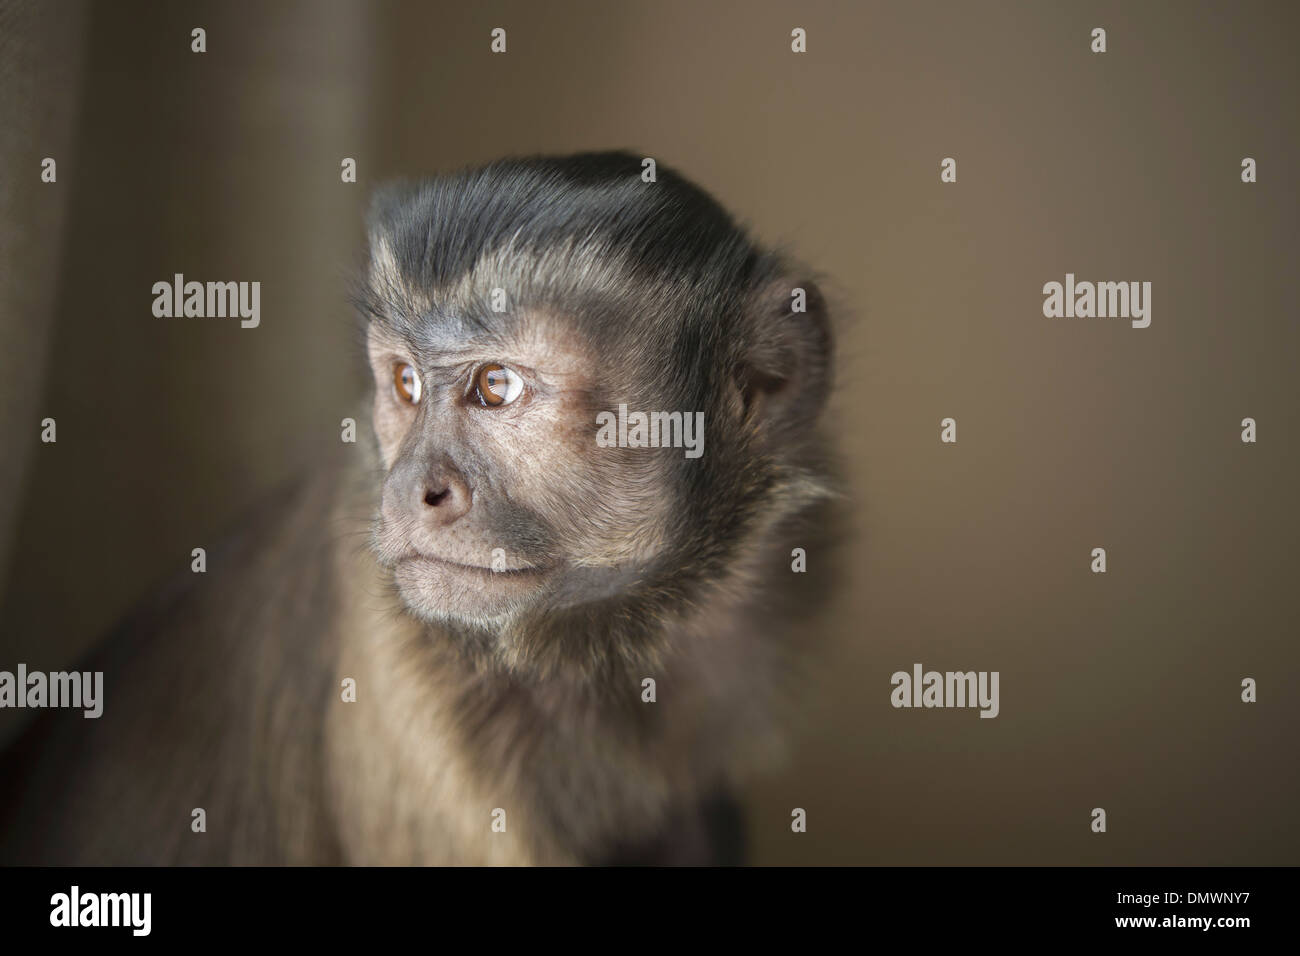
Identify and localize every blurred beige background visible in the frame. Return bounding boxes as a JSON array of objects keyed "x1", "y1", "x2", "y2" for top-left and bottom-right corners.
[{"x1": 1, "y1": 0, "x2": 1296, "y2": 864}]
